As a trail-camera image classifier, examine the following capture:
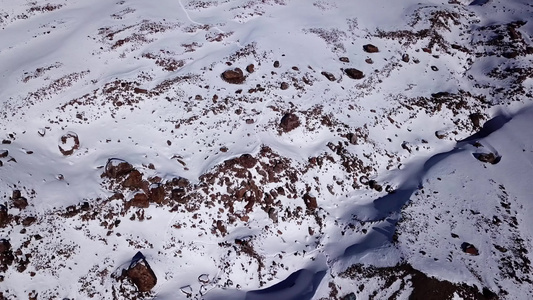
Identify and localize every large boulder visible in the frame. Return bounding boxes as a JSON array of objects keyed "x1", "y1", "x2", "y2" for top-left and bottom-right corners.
[
  {"x1": 125, "y1": 252, "x2": 157, "y2": 292},
  {"x1": 280, "y1": 113, "x2": 301, "y2": 133},
  {"x1": 221, "y1": 68, "x2": 245, "y2": 84},
  {"x1": 344, "y1": 68, "x2": 365, "y2": 80}
]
